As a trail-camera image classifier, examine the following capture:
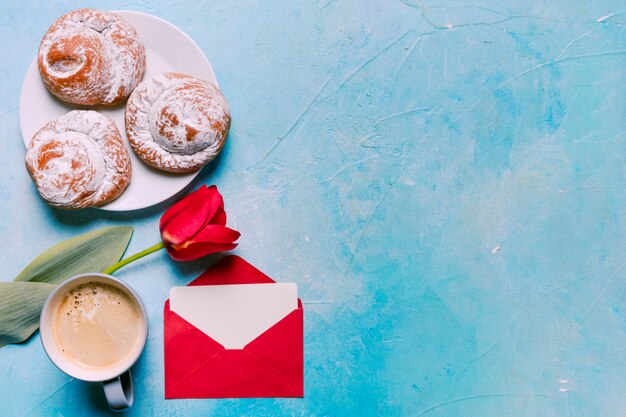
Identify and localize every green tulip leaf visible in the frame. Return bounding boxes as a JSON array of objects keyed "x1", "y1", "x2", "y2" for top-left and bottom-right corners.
[
  {"x1": 15, "y1": 226, "x2": 133, "y2": 285},
  {"x1": 0, "y1": 282, "x2": 56, "y2": 346}
]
